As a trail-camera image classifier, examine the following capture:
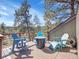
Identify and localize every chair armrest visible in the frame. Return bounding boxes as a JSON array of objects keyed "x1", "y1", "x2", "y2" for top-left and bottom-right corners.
[
  {"x1": 60, "y1": 39, "x2": 68, "y2": 42},
  {"x1": 60, "y1": 39, "x2": 68, "y2": 45},
  {"x1": 61, "y1": 39, "x2": 68, "y2": 42},
  {"x1": 13, "y1": 39, "x2": 21, "y2": 41}
]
